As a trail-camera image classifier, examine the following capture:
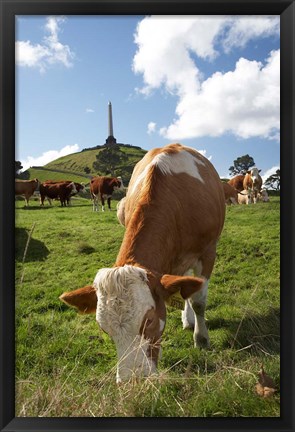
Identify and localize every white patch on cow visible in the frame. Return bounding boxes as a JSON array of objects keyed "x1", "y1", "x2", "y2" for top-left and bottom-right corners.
[
  {"x1": 153, "y1": 150, "x2": 205, "y2": 182},
  {"x1": 130, "y1": 149, "x2": 204, "y2": 195},
  {"x1": 94, "y1": 265, "x2": 156, "y2": 382},
  {"x1": 181, "y1": 262, "x2": 203, "y2": 329}
]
